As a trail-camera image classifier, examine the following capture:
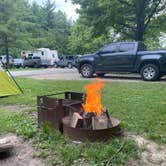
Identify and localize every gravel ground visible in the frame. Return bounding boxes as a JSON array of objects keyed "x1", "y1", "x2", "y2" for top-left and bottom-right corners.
[
  {"x1": 11, "y1": 68, "x2": 166, "y2": 83},
  {"x1": 0, "y1": 134, "x2": 46, "y2": 166}
]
